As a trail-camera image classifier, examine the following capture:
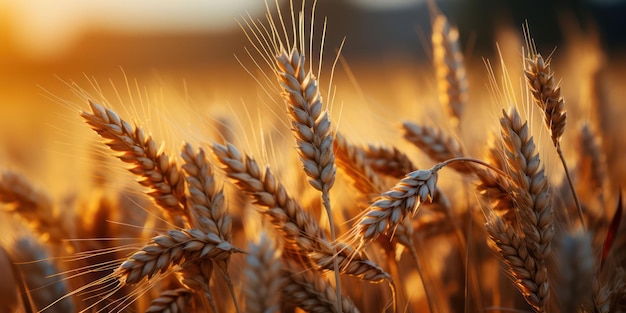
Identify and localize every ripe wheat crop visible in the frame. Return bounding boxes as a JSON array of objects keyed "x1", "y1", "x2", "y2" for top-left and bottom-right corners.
[{"x1": 1, "y1": 1, "x2": 625, "y2": 312}]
